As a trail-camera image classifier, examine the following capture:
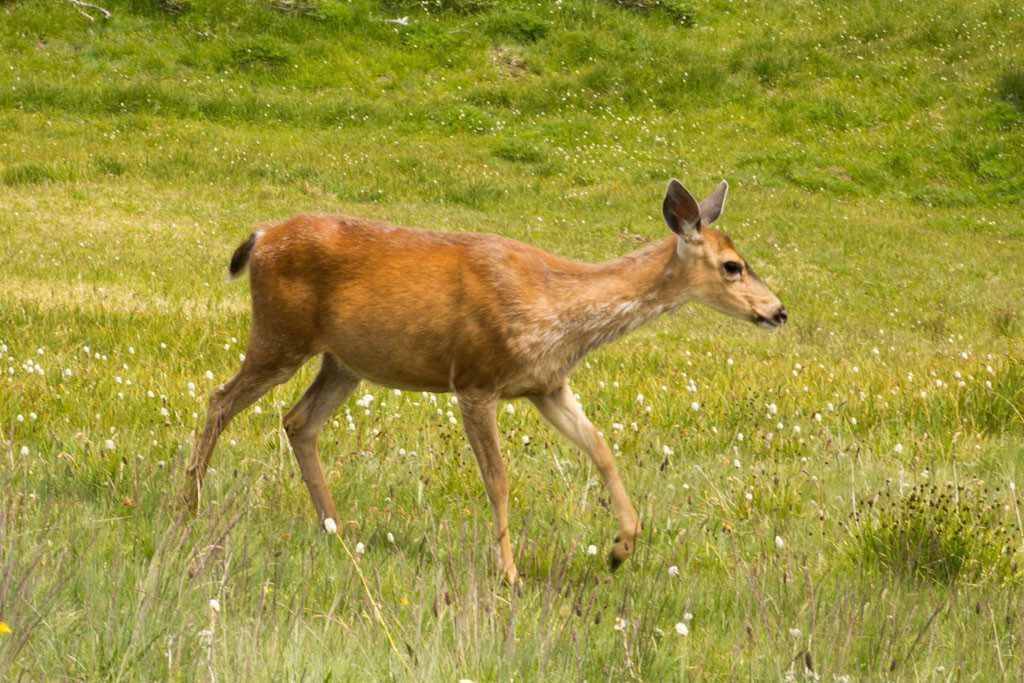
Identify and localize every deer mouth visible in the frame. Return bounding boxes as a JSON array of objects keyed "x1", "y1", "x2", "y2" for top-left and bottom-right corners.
[{"x1": 752, "y1": 314, "x2": 782, "y2": 329}]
